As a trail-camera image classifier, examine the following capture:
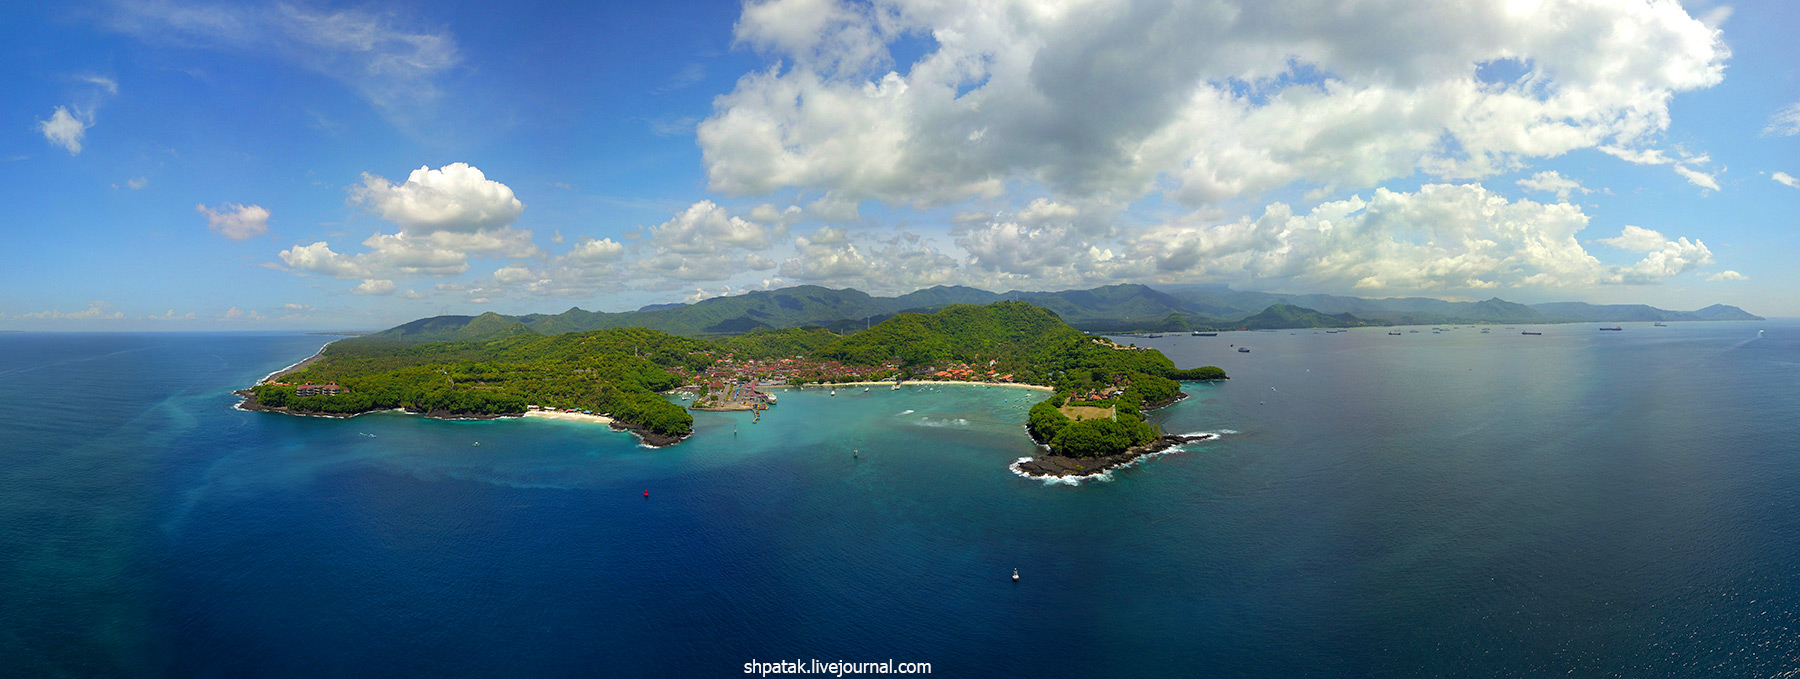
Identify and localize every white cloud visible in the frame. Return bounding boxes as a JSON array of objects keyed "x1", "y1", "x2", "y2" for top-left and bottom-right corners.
[
  {"x1": 1131, "y1": 183, "x2": 1711, "y2": 293},
  {"x1": 1603, "y1": 145, "x2": 1721, "y2": 192},
  {"x1": 144, "y1": 309, "x2": 197, "y2": 321},
  {"x1": 274, "y1": 163, "x2": 535, "y2": 291},
  {"x1": 1515, "y1": 171, "x2": 1593, "y2": 201},
  {"x1": 82, "y1": 74, "x2": 119, "y2": 95},
  {"x1": 197, "y1": 202, "x2": 271, "y2": 240},
  {"x1": 647, "y1": 200, "x2": 786, "y2": 254},
  {"x1": 278, "y1": 242, "x2": 366, "y2": 278},
  {"x1": 11, "y1": 301, "x2": 125, "y2": 321},
  {"x1": 1598, "y1": 225, "x2": 1670, "y2": 253},
  {"x1": 1765, "y1": 102, "x2": 1800, "y2": 137},
  {"x1": 1773, "y1": 171, "x2": 1799, "y2": 189},
  {"x1": 283, "y1": 303, "x2": 315, "y2": 313},
  {"x1": 1603, "y1": 227, "x2": 1713, "y2": 284},
  {"x1": 400, "y1": 289, "x2": 428, "y2": 300},
  {"x1": 104, "y1": 2, "x2": 459, "y2": 127},
  {"x1": 38, "y1": 106, "x2": 89, "y2": 155},
  {"x1": 350, "y1": 163, "x2": 524, "y2": 234},
  {"x1": 126, "y1": 176, "x2": 148, "y2": 190},
  {"x1": 1707, "y1": 270, "x2": 1747, "y2": 282},
  {"x1": 352, "y1": 279, "x2": 398, "y2": 295},
  {"x1": 223, "y1": 306, "x2": 243, "y2": 319},
  {"x1": 1672, "y1": 163, "x2": 1721, "y2": 192},
  {"x1": 700, "y1": 0, "x2": 1728, "y2": 207},
  {"x1": 566, "y1": 237, "x2": 625, "y2": 263}
]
